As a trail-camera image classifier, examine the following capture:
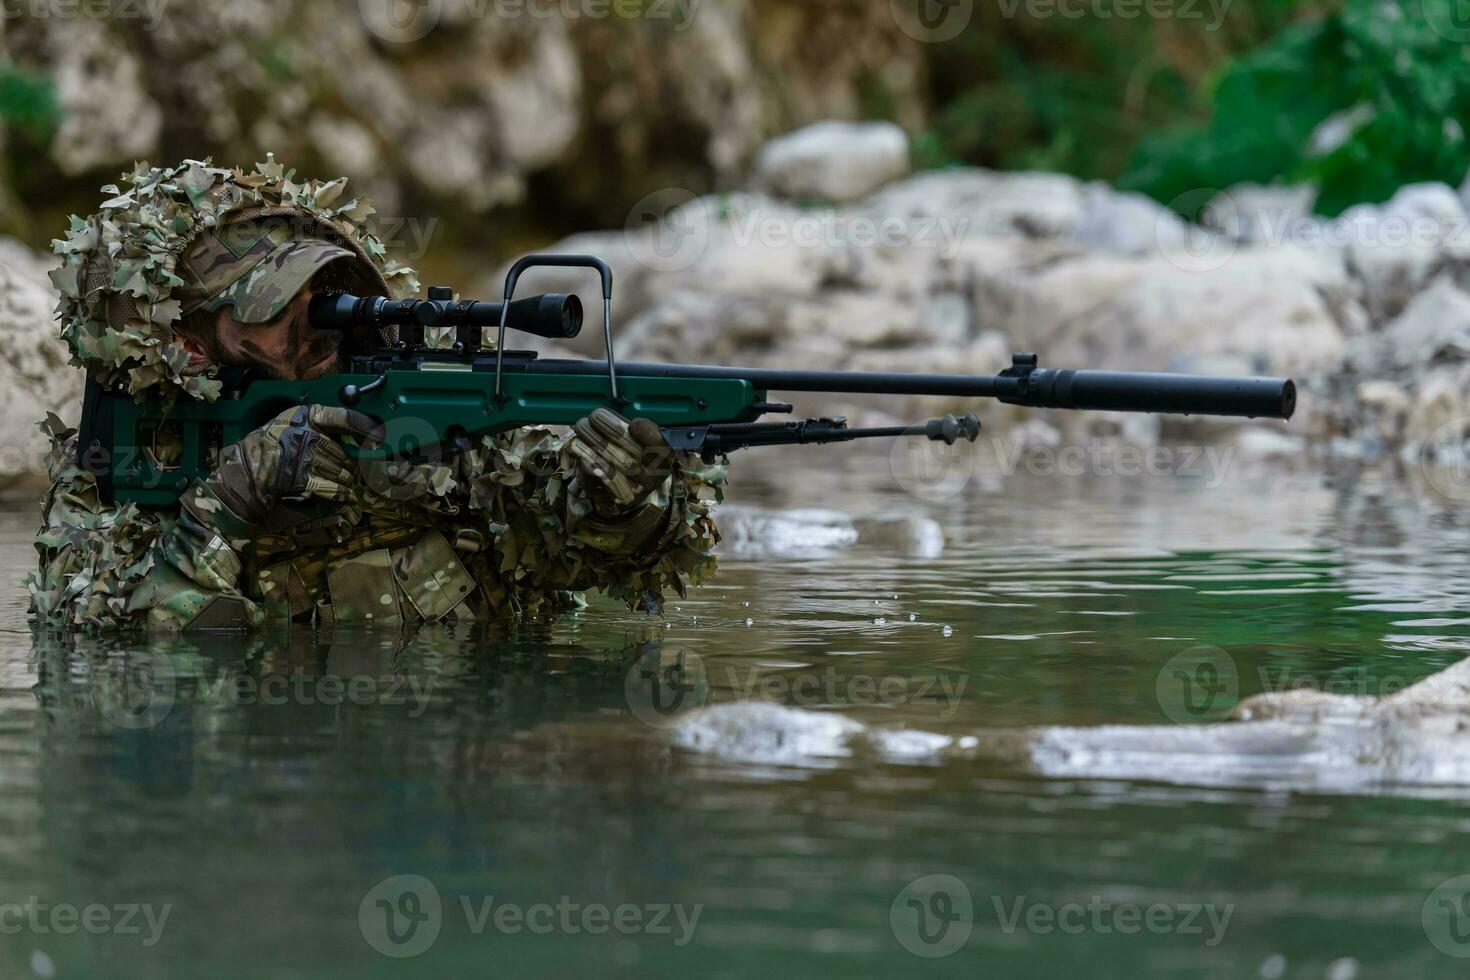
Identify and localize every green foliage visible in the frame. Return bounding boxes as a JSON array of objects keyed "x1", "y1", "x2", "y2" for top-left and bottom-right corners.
[
  {"x1": 0, "y1": 62, "x2": 59, "y2": 139},
  {"x1": 915, "y1": 3, "x2": 1314, "y2": 181},
  {"x1": 1120, "y1": 0, "x2": 1470, "y2": 215}
]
